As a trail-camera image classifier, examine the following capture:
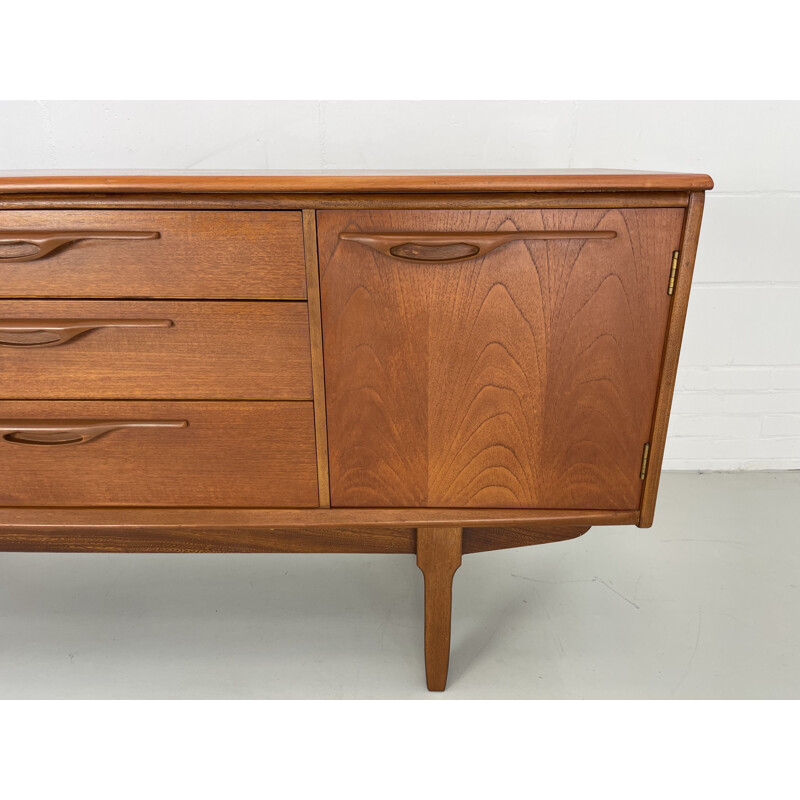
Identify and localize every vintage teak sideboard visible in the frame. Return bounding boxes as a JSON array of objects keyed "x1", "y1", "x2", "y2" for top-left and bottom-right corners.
[{"x1": 0, "y1": 171, "x2": 712, "y2": 690}]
